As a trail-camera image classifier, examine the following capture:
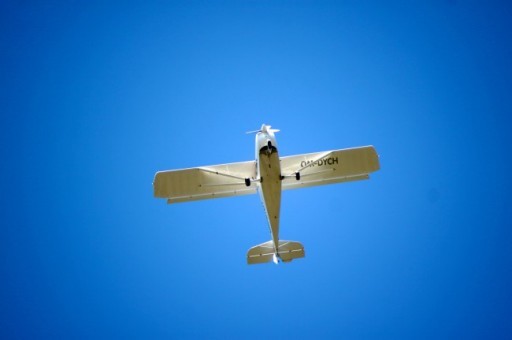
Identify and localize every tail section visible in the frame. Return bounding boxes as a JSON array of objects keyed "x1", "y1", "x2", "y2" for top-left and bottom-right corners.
[
  {"x1": 247, "y1": 240, "x2": 305, "y2": 265},
  {"x1": 278, "y1": 241, "x2": 305, "y2": 262}
]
